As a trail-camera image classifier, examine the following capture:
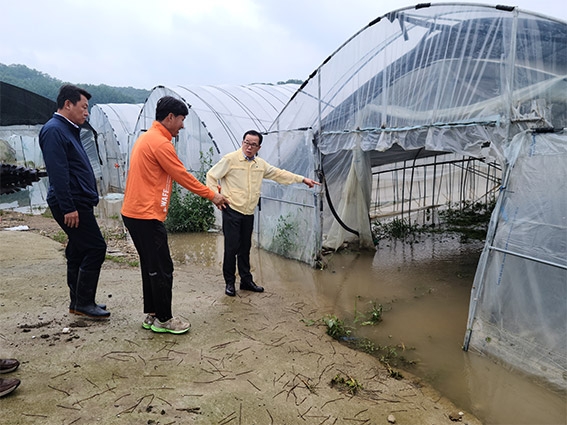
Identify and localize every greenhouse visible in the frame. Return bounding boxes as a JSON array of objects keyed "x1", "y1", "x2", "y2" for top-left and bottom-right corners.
[
  {"x1": 256, "y1": 3, "x2": 566, "y2": 390},
  {"x1": 87, "y1": 103, "x2": 143, "y2": 193},
  {"x1": 0, "y1": 82, "x2": 55, "y2": 210},
  {"x1": 131, "y1": 83, "x2": 299, "y2": 178},
  {"x1": 0, "y1": 81, "x2": 55, "y2": 167}
]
